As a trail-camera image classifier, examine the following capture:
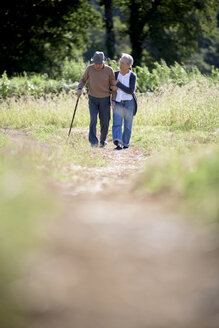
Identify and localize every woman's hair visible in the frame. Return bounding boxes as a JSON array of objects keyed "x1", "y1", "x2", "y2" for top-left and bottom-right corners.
[{"x1": 121, "y1": 53, "x2": 134, "y2": 67}]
